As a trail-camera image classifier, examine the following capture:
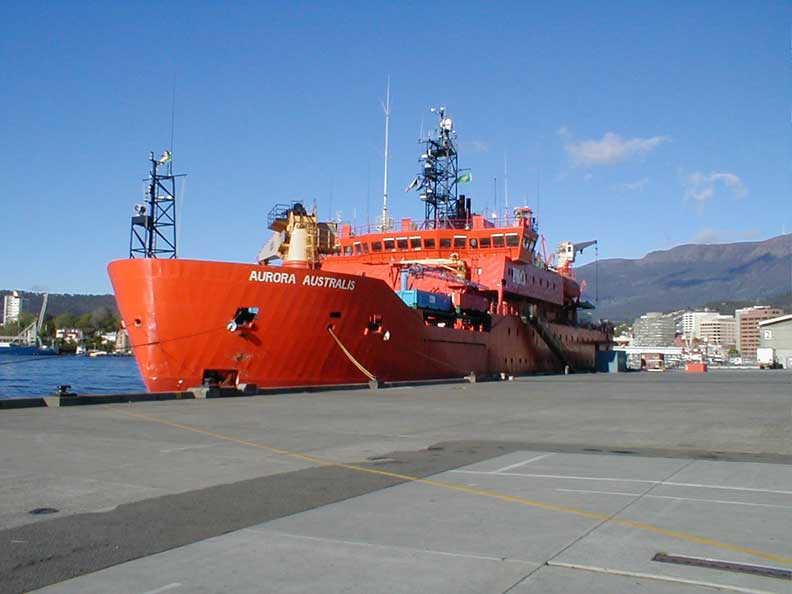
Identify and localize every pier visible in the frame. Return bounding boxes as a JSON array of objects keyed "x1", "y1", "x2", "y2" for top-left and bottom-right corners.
[{"x1": 1, "y1": 371, "x2": 791, "y2": 593}]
